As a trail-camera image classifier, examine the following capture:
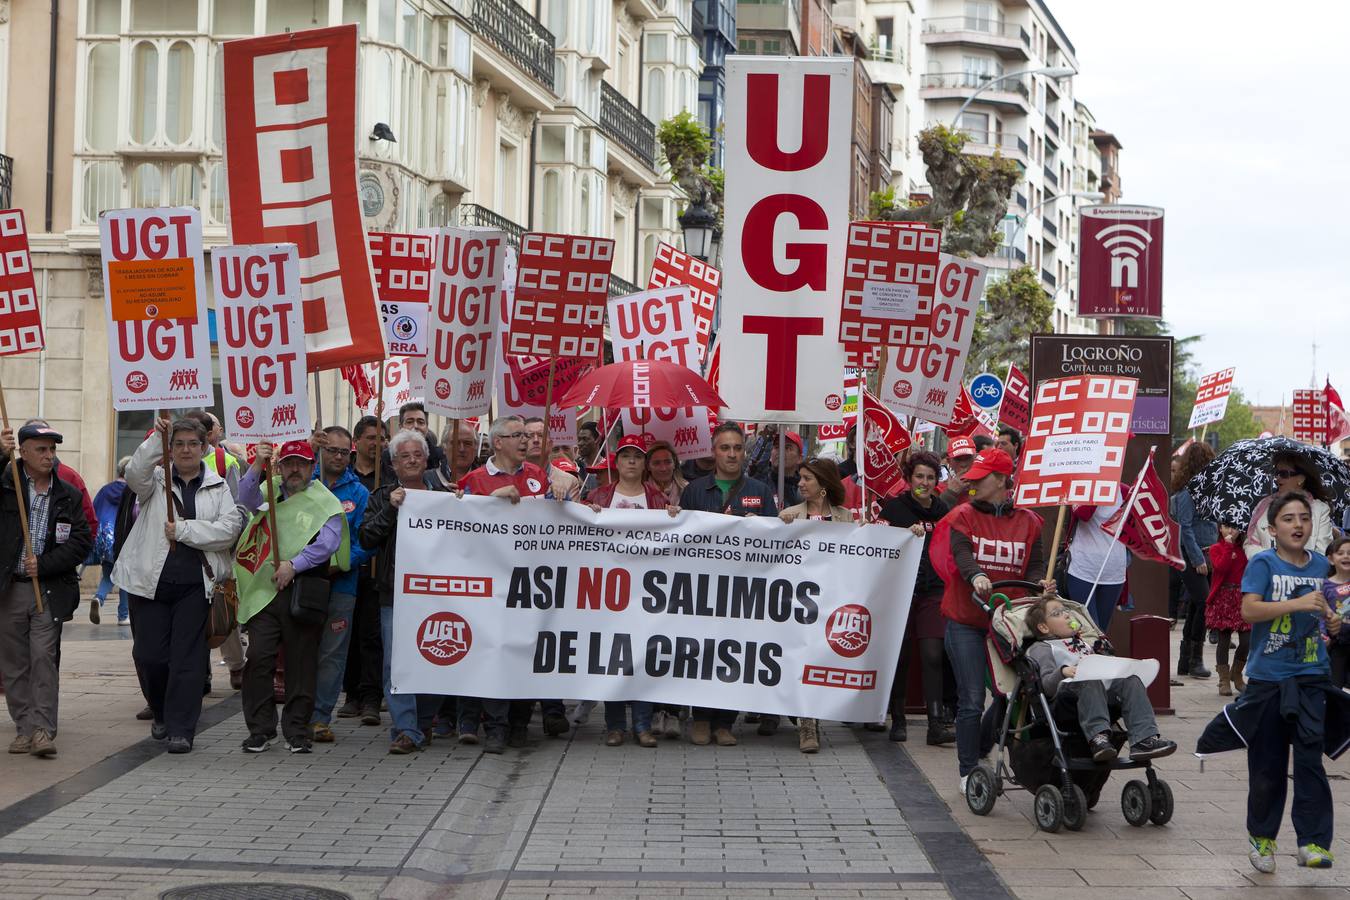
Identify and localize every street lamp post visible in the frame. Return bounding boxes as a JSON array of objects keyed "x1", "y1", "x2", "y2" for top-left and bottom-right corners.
[
  {"x1": 948, "y1": 65, "x2": 1076, "y2": 130},
  {"x1": 679, "y1": 194, "x2": 717, "y2": 262},
  {"x1": 1004, "y1": 189, "x2": 1105, "y2": 268}
]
